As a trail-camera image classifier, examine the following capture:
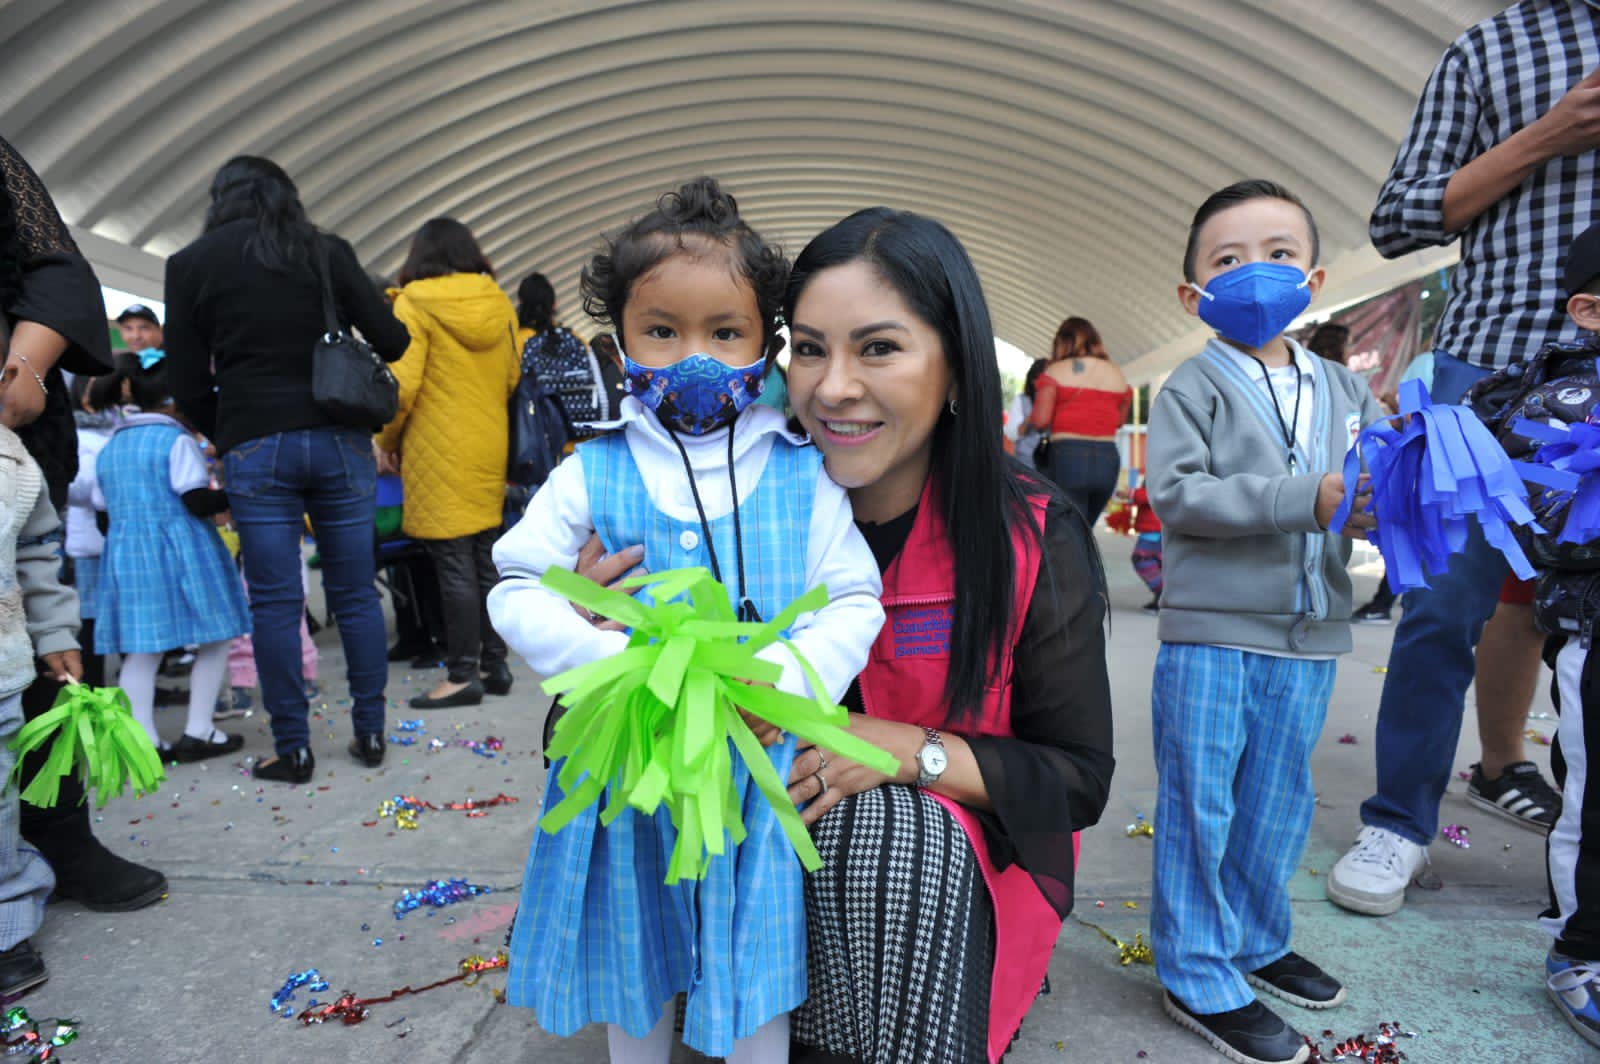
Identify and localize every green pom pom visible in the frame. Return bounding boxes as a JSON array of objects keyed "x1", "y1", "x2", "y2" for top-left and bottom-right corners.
[
  {"x1": 539, "y1": 566, "x2": 898, "y2": 882},
  {"x1": 7, "y1": 683, "x2": 165, "y2": 809}
]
